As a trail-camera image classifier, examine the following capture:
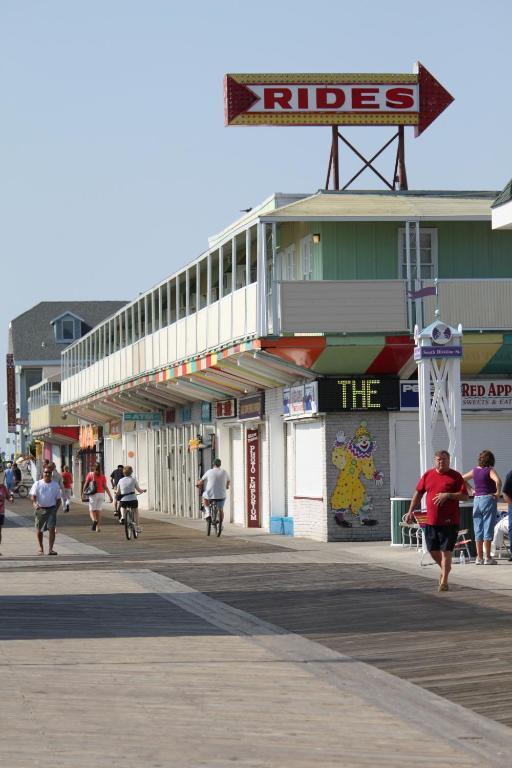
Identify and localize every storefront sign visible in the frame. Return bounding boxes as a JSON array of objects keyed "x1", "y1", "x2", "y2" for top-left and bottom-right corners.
[
  {"x1": 224, "y1": 64, "x2": 453, "y2": 135},
  {"x1": 6, "y1": 353, "x2": 16, "y2": 433},
  {"x1": 215, "y1": 399, "x2": 237, "y2": 419},
  {"x1": 318, "y1": 377, "x2": 399, "y2": 412},
  {"x1": 414, "y1": 346, "x2": 463, "y2": 360},
  {"x1": 246, "y1": 428, "x2": 260, "y2": 528},
  {"x1": 283, "y1": 382, "x2": 318, "y2": 417},
  {"x1": 123, "y1": 412, "x2": 162, "y2": 423},
  {"x1": 238, "y1": 392, "x2": 264, "y2": 420},
  {"x1": 401, "y1": 380, "x2": 512, "y2": 411}
]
